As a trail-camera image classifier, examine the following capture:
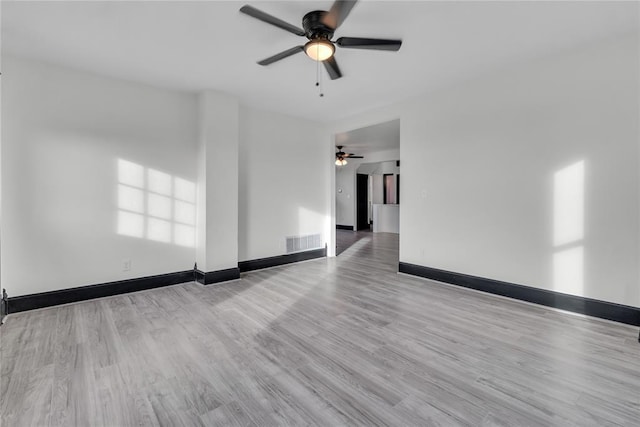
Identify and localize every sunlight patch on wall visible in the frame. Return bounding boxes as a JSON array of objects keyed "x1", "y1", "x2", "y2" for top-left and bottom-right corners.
[
  {"x1": 117, "y1": 159, "x2": 195, "y2": 247},
  {"x1": 552, "y1": 160, "x2": 585, "y2": 295},
  {"x1": 553, "y1": 161, "x2": 584, "y2": 246},
  {"x1": 118, "y1": 211, "x2": 144, "y2": 238}
]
